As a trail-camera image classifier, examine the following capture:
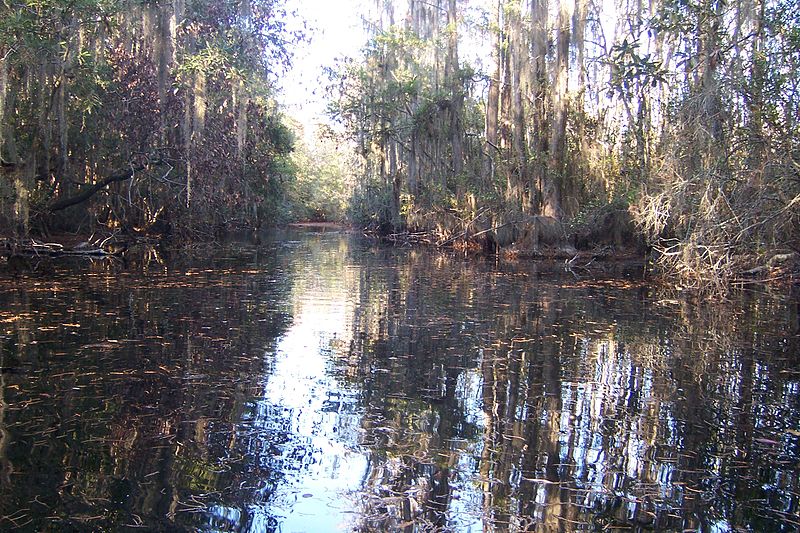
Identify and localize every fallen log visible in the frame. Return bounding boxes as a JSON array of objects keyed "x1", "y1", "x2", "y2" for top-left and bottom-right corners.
[{"x1": 3, "y1": 238, "x2": 119, "y2": 257}]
